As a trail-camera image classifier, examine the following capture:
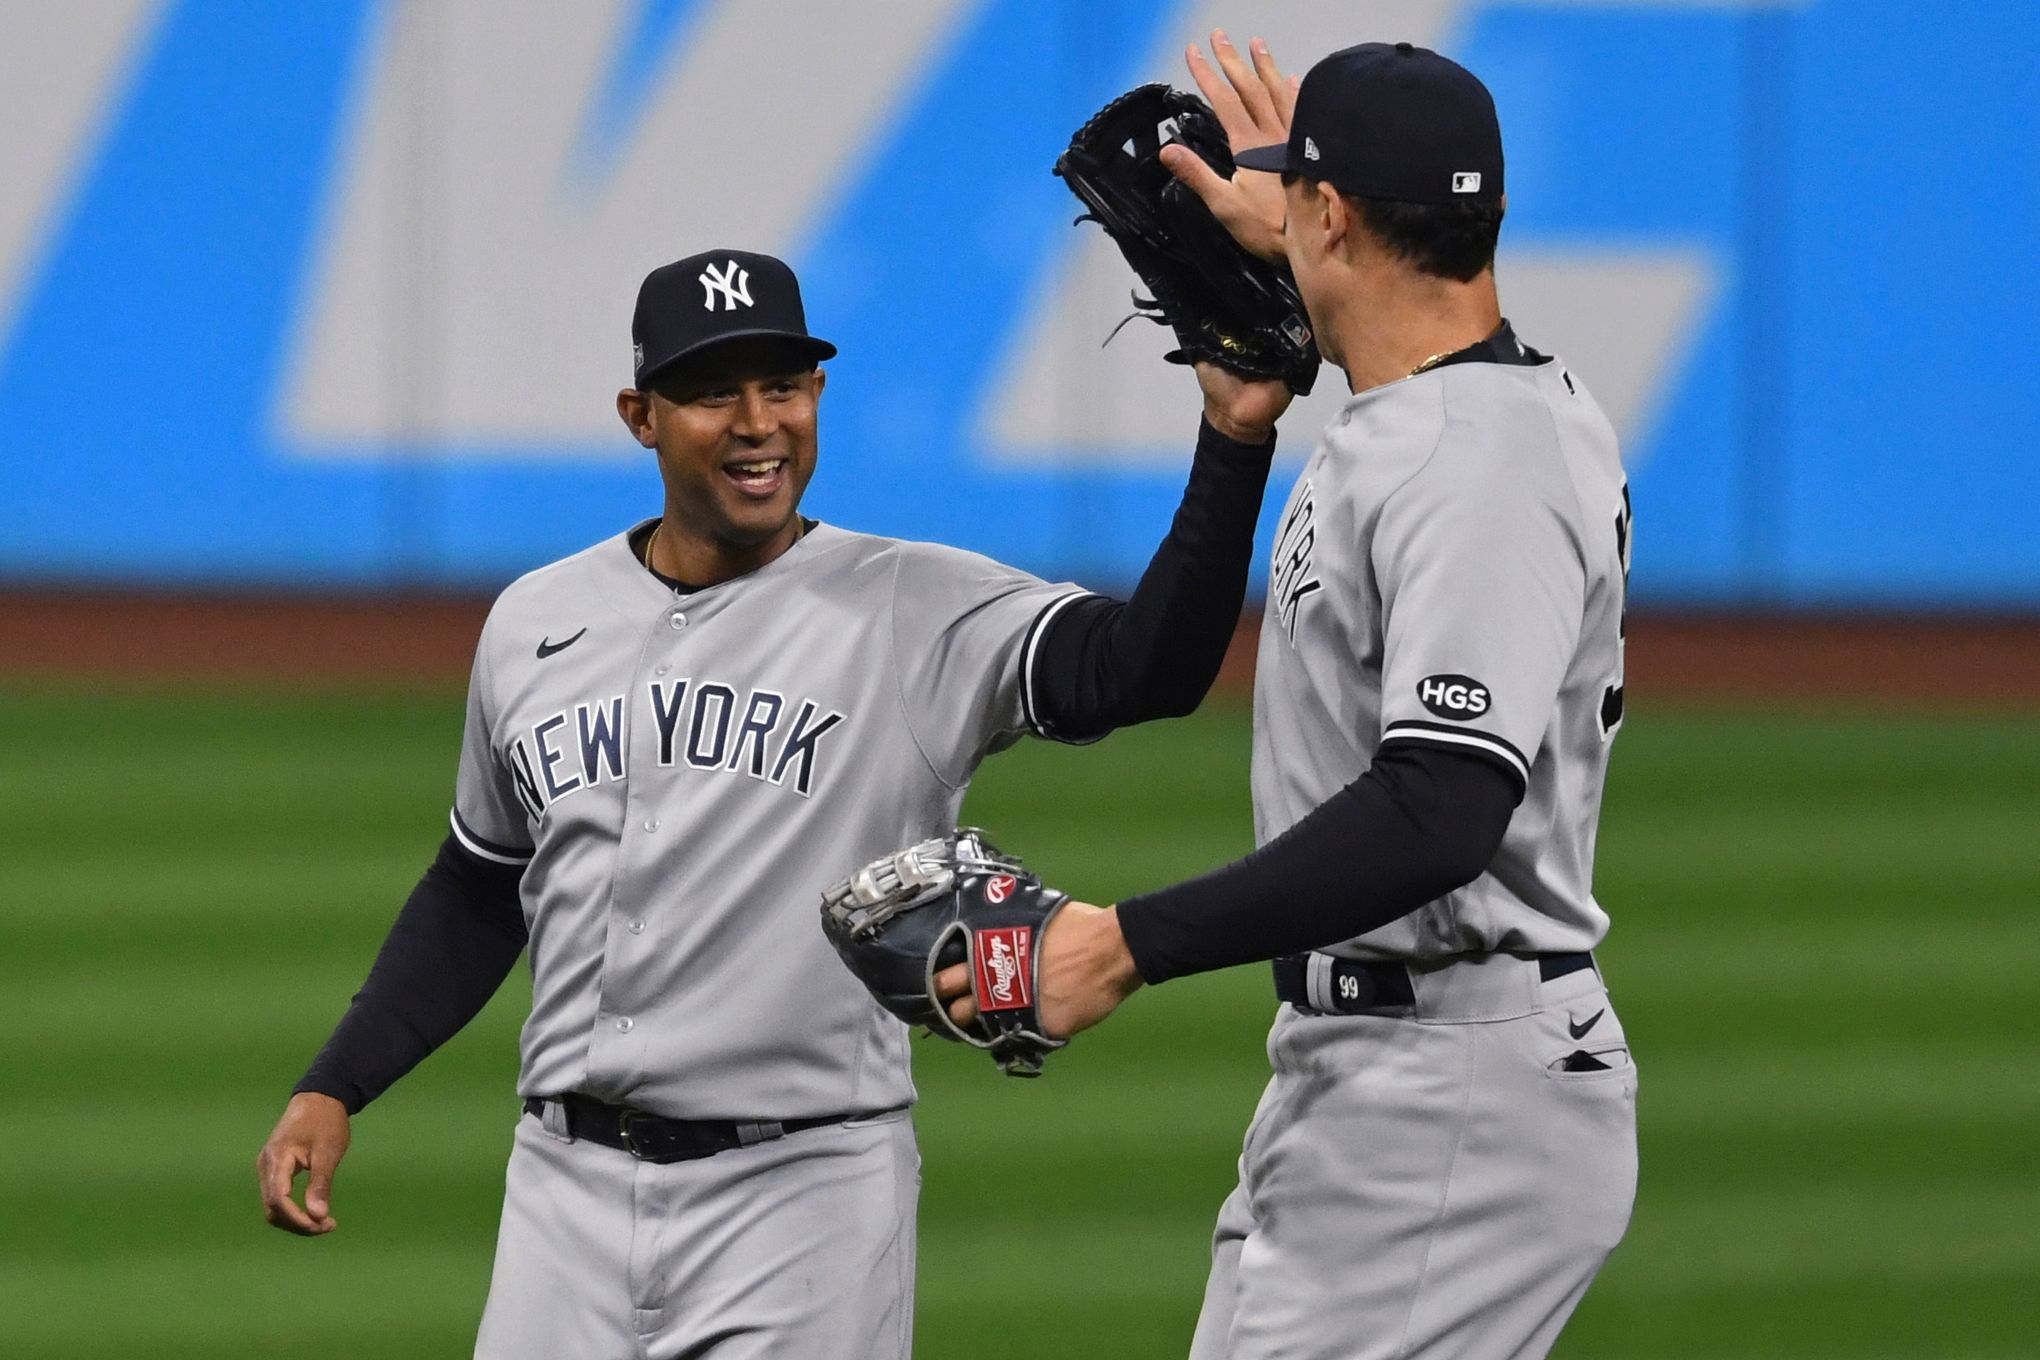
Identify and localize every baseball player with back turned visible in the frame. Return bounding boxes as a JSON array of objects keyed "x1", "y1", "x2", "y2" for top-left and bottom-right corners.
[
  {"x1": 253, "y1": 249, "x2": 1290, "y2": 1357},
  {"x1": 940, "y1": 35, "x2": 1639, "y2": 1359}
]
